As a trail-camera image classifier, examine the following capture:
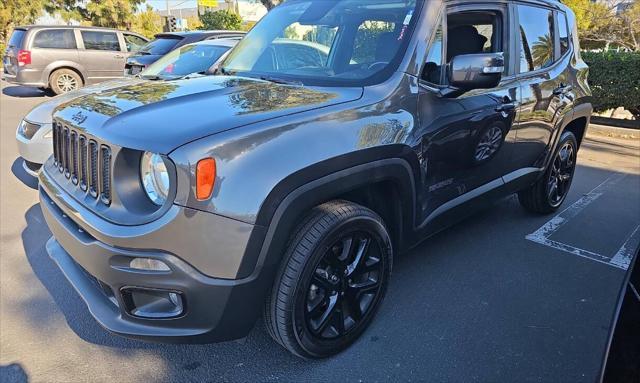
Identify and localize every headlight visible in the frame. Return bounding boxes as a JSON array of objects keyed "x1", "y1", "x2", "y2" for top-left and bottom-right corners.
[
  {"x1": 140, "y1": 152, "x2": 170, "y2": 205},
  {"x1": 18, "y1": 120, "x2": 41, "y2": 140}
]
